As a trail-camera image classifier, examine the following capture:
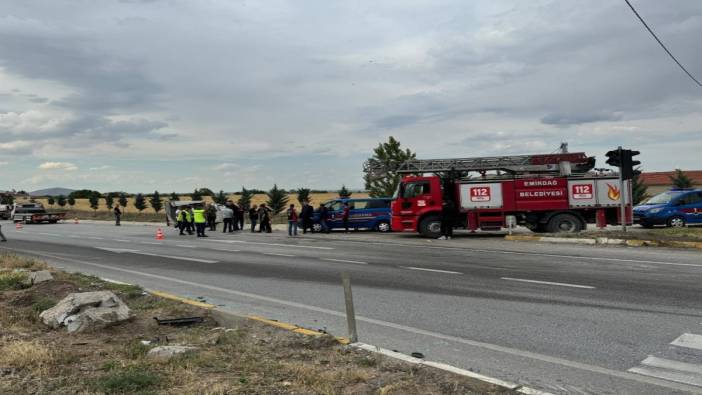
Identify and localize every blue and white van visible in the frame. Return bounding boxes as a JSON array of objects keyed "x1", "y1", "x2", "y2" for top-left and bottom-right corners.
[
  {"x1": 633, "y1": 189, "x2": 702, "y2": 228},
  {"x1": 309, "y1": 198, "x2": 392, "y2": 232}
]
